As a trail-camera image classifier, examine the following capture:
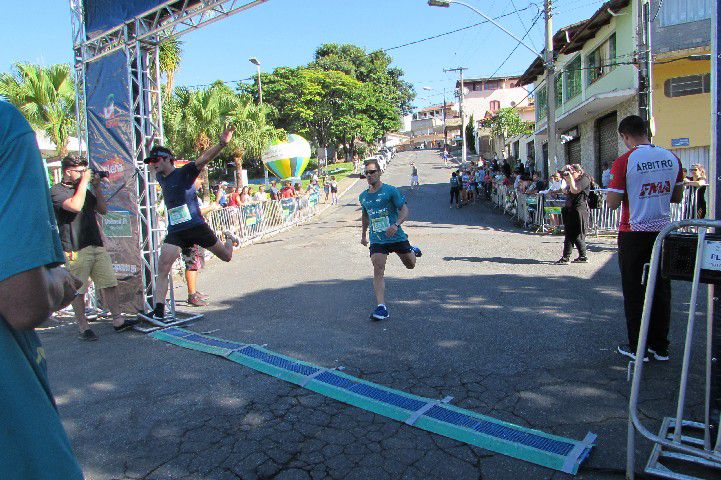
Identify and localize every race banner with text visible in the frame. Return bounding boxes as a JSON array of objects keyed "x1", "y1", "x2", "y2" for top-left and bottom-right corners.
[{"x1": 85, "y1": 50, "x2": 144, "y2": 311}]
